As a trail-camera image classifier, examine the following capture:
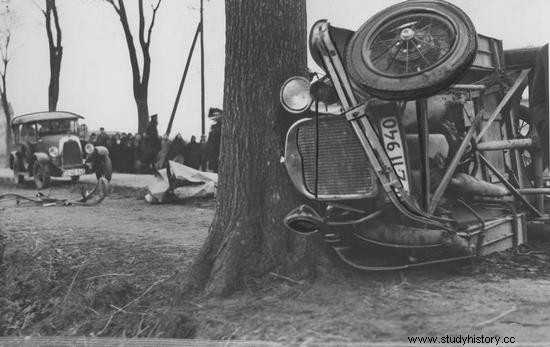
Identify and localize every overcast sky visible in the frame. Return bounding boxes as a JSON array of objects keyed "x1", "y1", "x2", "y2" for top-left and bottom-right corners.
[{"x1": 5, "y1": 0, "x2": 550, "y2": 140}]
